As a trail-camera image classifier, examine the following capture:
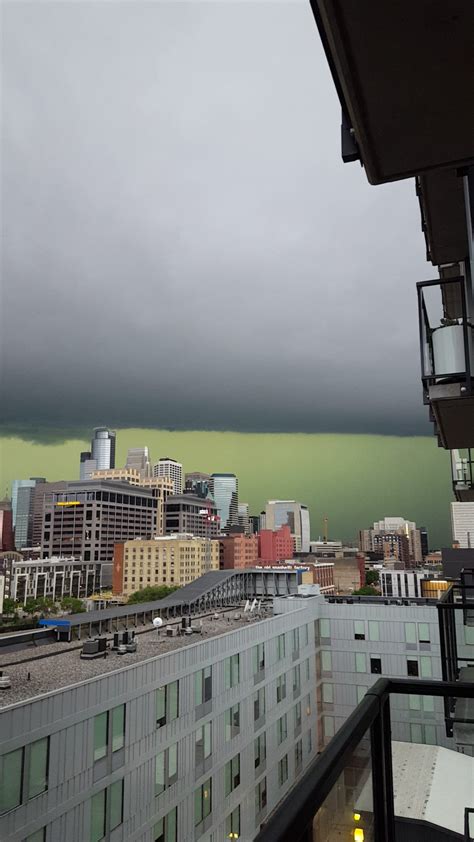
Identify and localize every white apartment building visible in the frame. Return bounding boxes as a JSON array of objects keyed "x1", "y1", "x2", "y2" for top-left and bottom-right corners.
[
  {"x1": 153, "y1": 458, "x2": 183, "y2": 495},
  {"x1": 451, "y1": 501, "x2": 474, "y2": 548}
]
